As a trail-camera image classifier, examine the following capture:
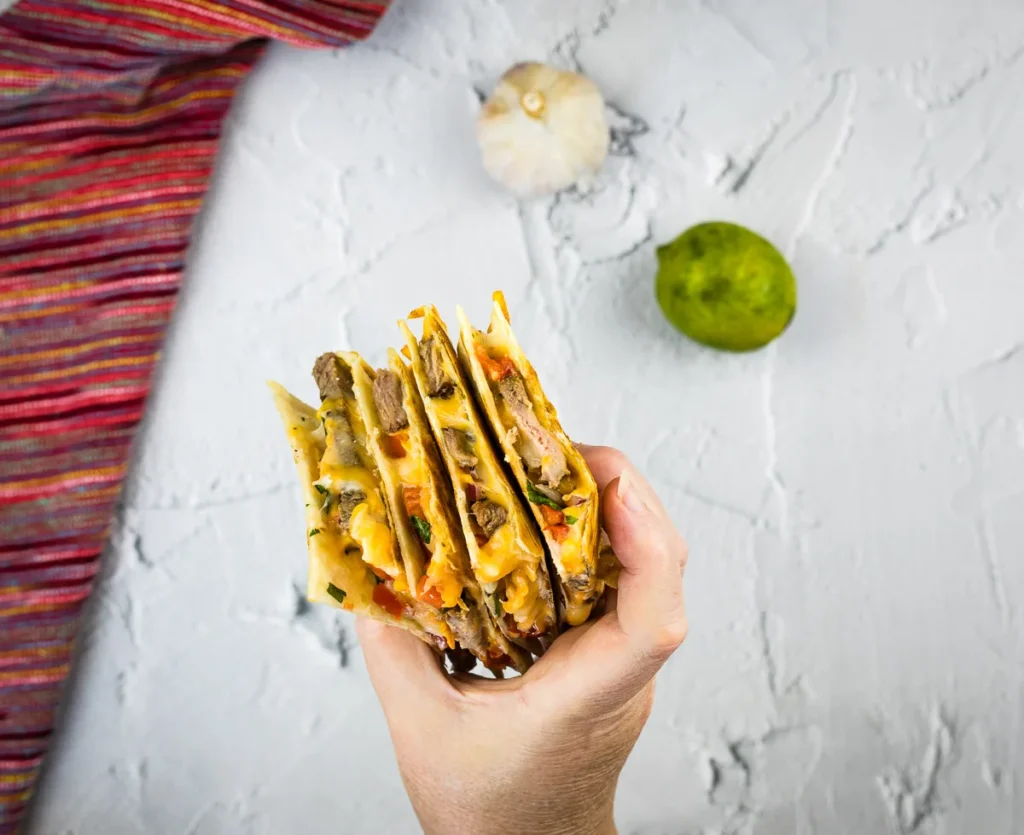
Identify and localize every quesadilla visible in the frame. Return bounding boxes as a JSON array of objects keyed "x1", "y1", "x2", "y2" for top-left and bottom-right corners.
[
  {"x1": 400, "y1": 306, "x2": 558, "y2": 652},
  {"x1": 270, "y1": 350, "x2": 527, "y2": 674},
  {"x1": 269, "y1": 380, "x2": 449, "y2": 649},
  {"x1": 457, "y1": 293, "x2": 620, "y2": 626},
  {"x1": 347, "y1": 349, "x2": 529, "y2": 673}
]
